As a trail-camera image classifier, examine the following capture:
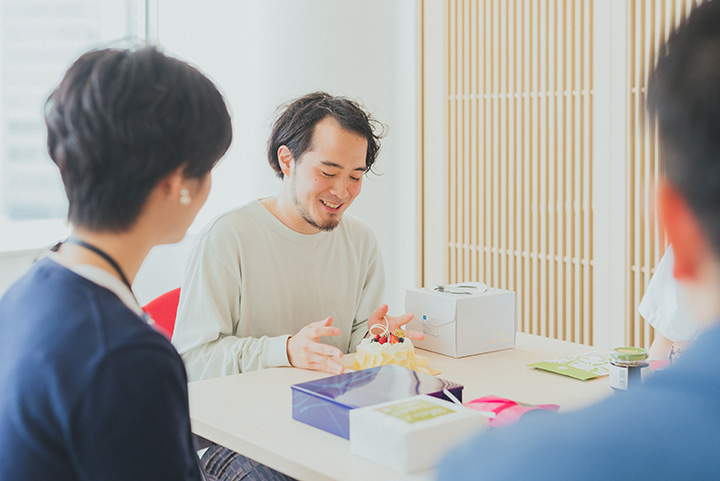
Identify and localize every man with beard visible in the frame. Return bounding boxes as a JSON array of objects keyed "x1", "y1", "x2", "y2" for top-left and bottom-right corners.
[
  {"x1": 173, "y1": 92, "x2": 419, "y2": 480},
  {"x1": 173, "y1": 91, "x2": 419, "y2": 384}
]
